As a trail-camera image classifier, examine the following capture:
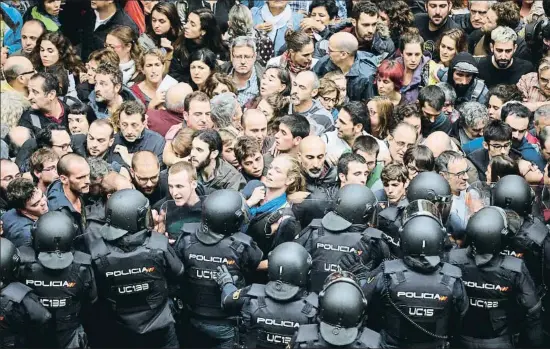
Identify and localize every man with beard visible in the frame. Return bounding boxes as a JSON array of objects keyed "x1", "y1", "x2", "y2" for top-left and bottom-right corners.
[
  {"x1": 190, "y1": 129, "x2": 246, "y2": 191},
  {"x1": 18, "y1": 72, "x2": 69, "y2": 134},
  {"x1": 130, "y1": 150, "x2": 168, "y2": 207},
  {"x1": 418, "y1": 85, "x2": 452, "y2": 138},
  {"x1": 450, "y1": 102, "x2": 490, "y2": 147},
  {"x1": 0, "y1": 159, "x2": 21, "y2": 215},
  {"x1": 47, "y1": 153, "x2": 90, "y2": 246},
  {"x1": 111, "y1": 100, "x2": 165, "y2": 167},
  {"x1": 88, "y1": 63, "x2": 137, "y2": 119},
  {"x1": 414, "y1": 0, "x2": 460, "y2": 55},
  {"x1": 478, "y1": 26, "x2": 534, "y2": 88},
  {"x1": 2, "y1": 178, "x2": 48, "y2": 247},
  {"x1": 294, "y1": 135, "x2": 338, "y2": 228},
  {"x1": 29, "y1": 148, "x2": 59, "y2": 195},
  {"x1": 447, "y1": 52, "x2": 489, "y2": 105},
  {"x1": 85, "y1": 119, "x2": 120, "y2": 169},
  {"x1": 290, "y1": 71, "x2": 334, "y2": 133},
  {"x1": 501, "y1": 102, "x2": 546, "y2": 171}
]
